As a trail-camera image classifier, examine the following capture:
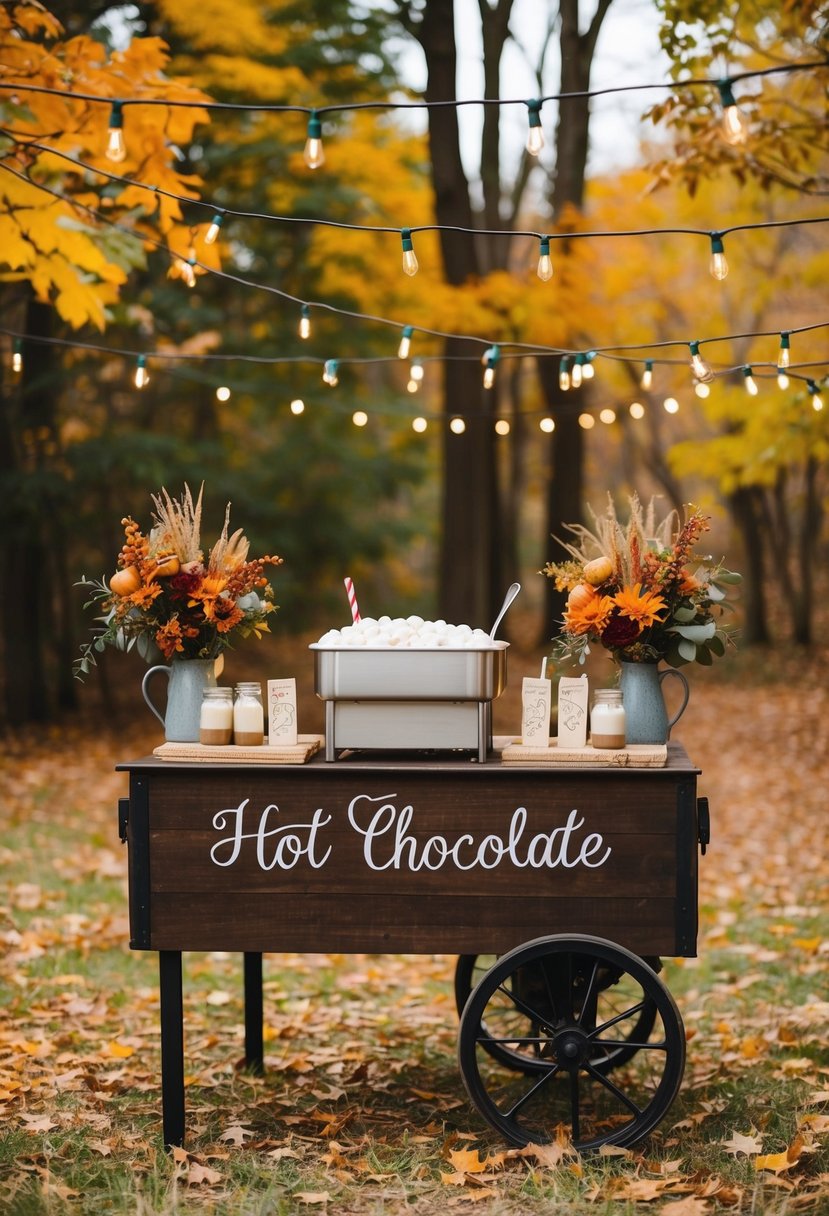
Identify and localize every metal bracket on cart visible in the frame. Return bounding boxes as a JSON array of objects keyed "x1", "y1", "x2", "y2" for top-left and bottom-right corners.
[{"x1": 697, "y1": 797, "x2": 711, "y2": 855}]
